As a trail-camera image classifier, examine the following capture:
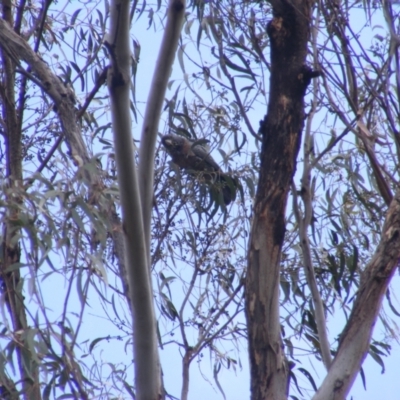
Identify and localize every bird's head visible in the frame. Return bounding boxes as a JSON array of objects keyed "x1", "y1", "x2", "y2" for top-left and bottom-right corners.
[{"x1": 161, "y1": 134, "x2": 186, "y2": 153}]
